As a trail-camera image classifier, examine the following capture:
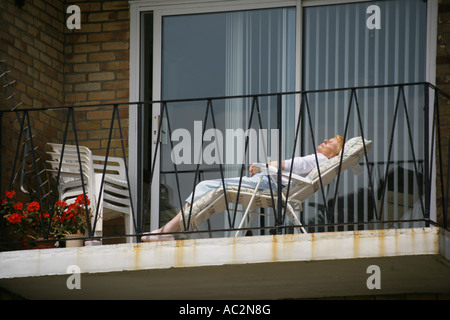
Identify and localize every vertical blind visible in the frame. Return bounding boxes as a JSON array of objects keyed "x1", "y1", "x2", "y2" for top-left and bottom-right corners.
[
  {"x1": 223, "y1": 7, "x2": 296, "y2": 233},
  {"x1": 302, "y1": 0, "x2": 427, "y2": 230},
  {"x1": 156, "y1": 0, "x2": 428, "y2": 235},
  {"x1": 224, "y1": 8, "x2": 296, "y2": 177}
]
